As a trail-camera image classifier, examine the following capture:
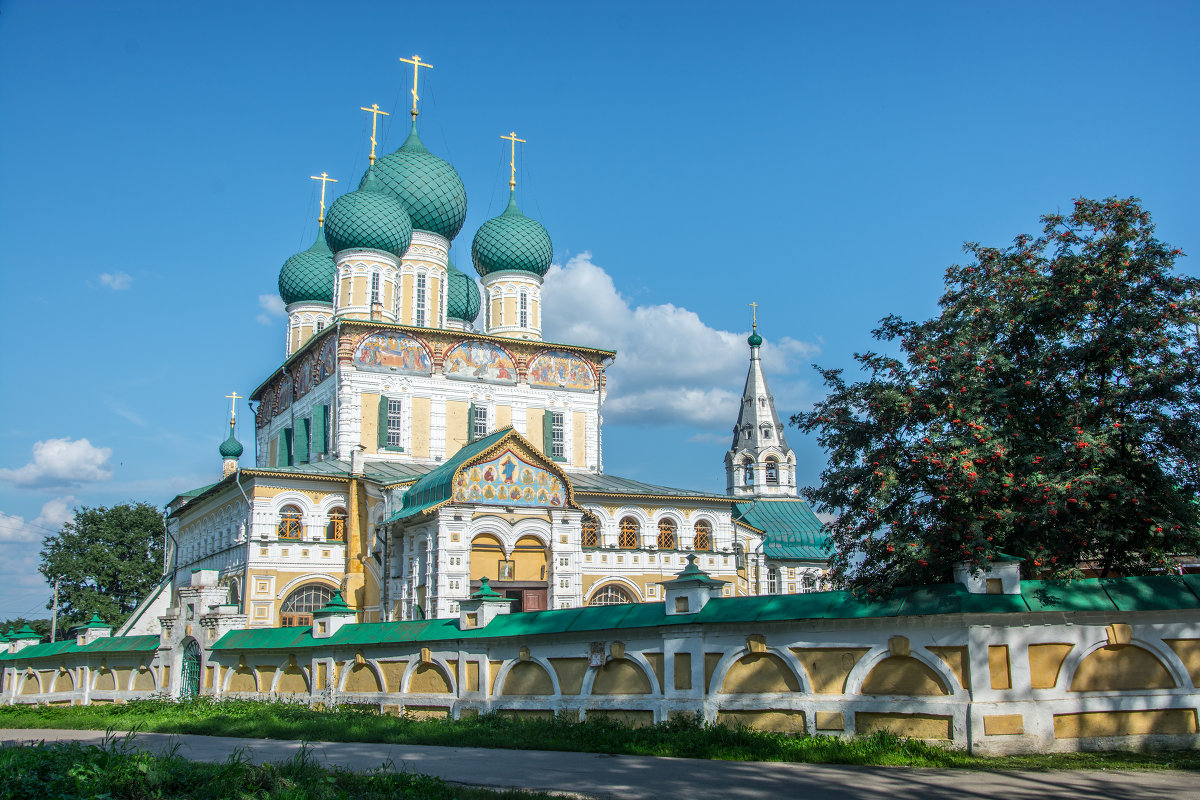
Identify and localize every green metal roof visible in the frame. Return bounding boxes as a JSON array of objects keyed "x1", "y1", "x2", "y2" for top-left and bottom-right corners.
[
  {"x1": 0, "y1": 634, "x2": 158, "y2": 661},
  {"x1": 245, "y1": 459, "x2": 432, "y2": 485},
  {"x1": 208, "y1": 576, "x2": 1200, "y2": 653},
  {"x1": 385, "y1": 429, "x2": 514, "y2": 522},
  {"x1": 570, "y1": 472, "x2": 732, "y2": 501},
  {"x1": 278, "y1": 231, "x2": 336, "y2": 306},
  {"x1": 371, "y1": 124, "x2": 468, "y2": 241},
  {"x1": 324, "y1": 168, "x2": 414, "y2": 256},
  {"x1": 471, "y1": 191, "x2": 553, "y2": 277},
  {"x1": 733, "y1": 499, "x2": 831, "y2": 561}
]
